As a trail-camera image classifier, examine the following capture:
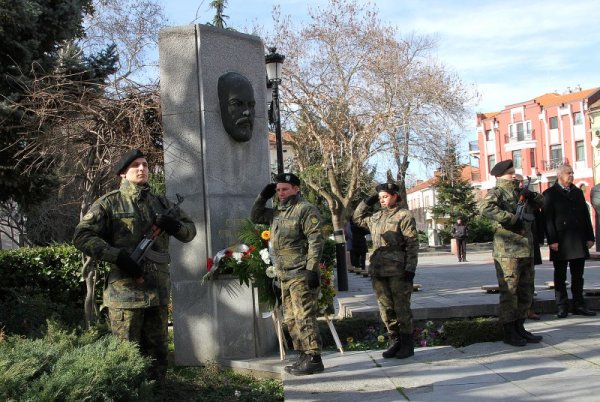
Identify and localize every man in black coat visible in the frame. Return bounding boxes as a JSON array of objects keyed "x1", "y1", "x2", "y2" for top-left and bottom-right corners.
[{"x1": 543, "y1": 164, "x2": 596, "y2": 318}]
